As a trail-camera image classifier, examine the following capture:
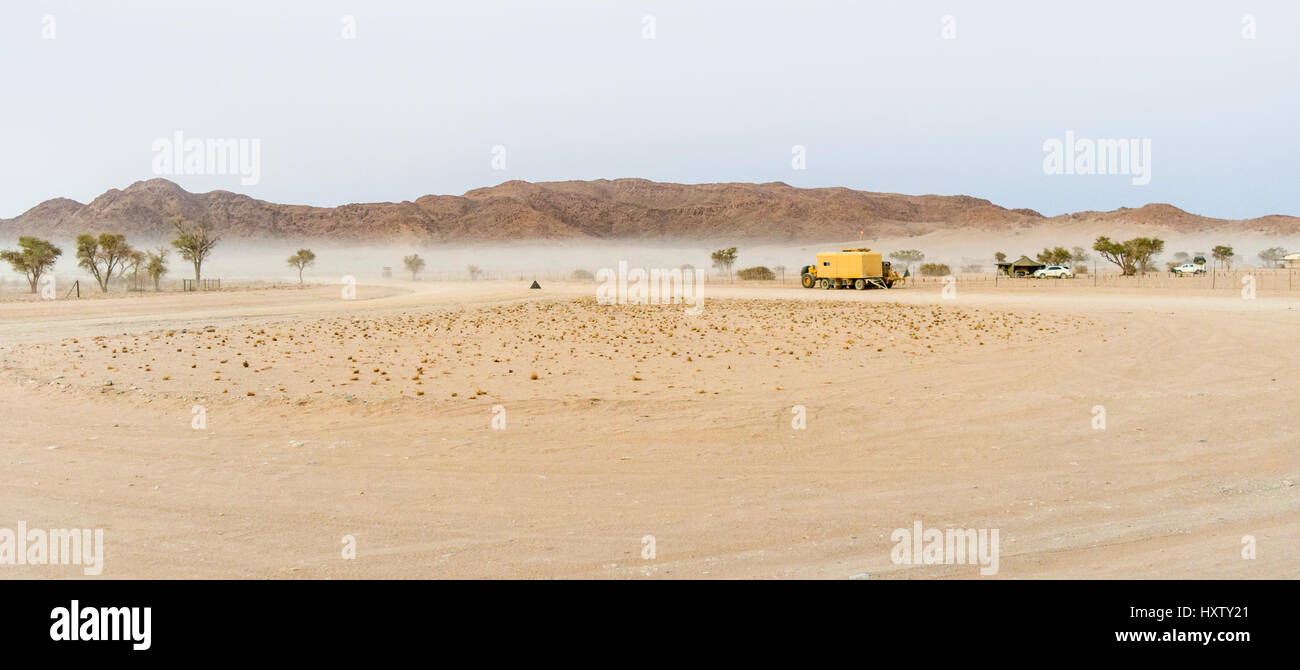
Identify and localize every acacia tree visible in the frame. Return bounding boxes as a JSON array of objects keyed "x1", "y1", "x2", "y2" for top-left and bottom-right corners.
[
  {"x1": 76, "y1": 233, "x2": 133, "y2": 292},
  {"x1": 710, "y1": 247, "x2": 738, "y2": 279},
  {"x1": 1258, "y1": 247, "x2": 1287, "y2": 268},
  {"x1": 403, "y1": 253, "x2": 426, "y2": 280},
  {"x1": 1070, "y1": 246, "x2": 1091, "y2": 266},
  {"x1": 0, "y1": 237, "x2": 62, "y2": 293},
  {"x1": 889, "y1": 249, "x2": 925, "y2": 275},
  {"x1": 1036, "y1": 246, "x2": 1072, "y2": 266},
  {"x1": 287, "y1": 249, "x2": 317, "y2": 284},
  {"x1": 1093, "y1": 236, "x2": 1164, "y2": 276},
  {"x1": 171, "y1": 217, "x2": 220, "y2": 283},
  {"x1": 1093, "y1": 237, "x2": 1131, "y2": 275},
  {"x1": 994, "y1": 251, "x2": 1007, "y2": 264},
  {"x1": 1212, "y1": 245, "x2": 1235, "y2": 270},
  {"x1": 1135, "y1": 243, "x2": 1163, "y2": 273},
  {"x1": 125, "y1": 249, "x2": 147, "y2": 291},
  {"x1": 146, "y1": 247, "x2": 169, "y2": 291}
]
